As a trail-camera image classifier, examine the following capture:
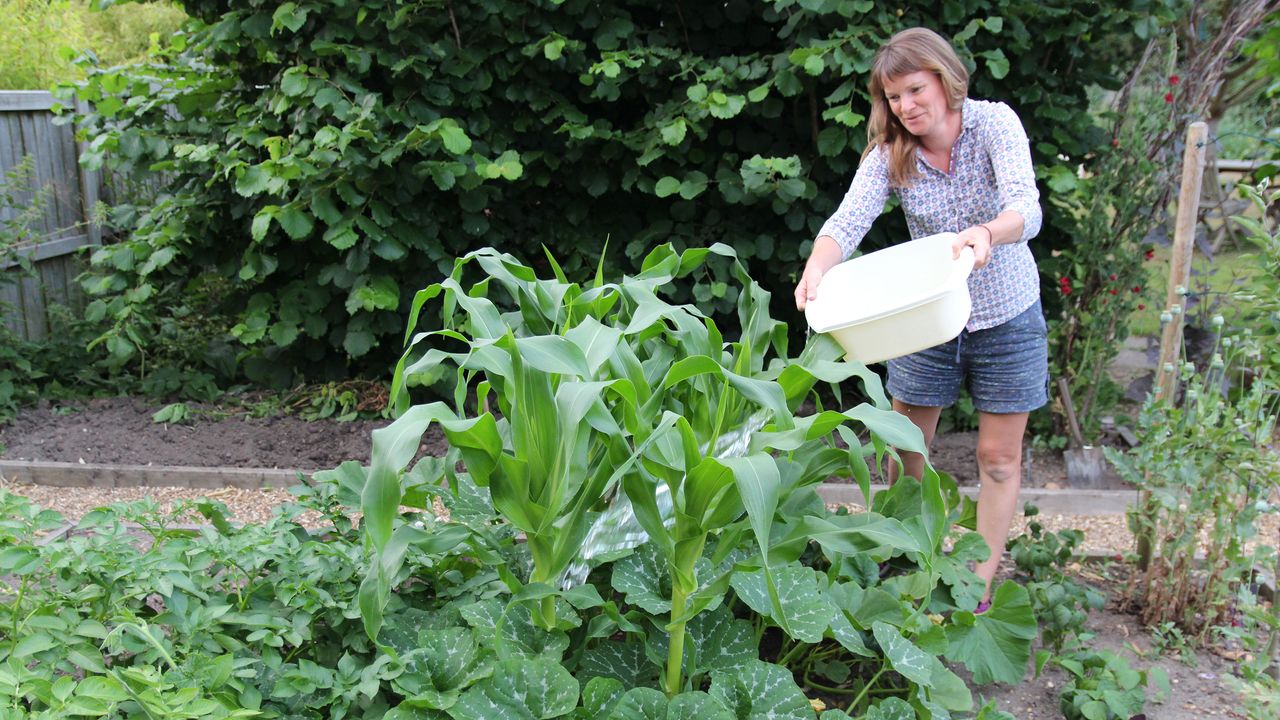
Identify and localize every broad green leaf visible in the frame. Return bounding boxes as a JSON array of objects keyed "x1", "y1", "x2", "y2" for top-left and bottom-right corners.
[
  {"x1": 460, "y1": 599, "x2": 570, "y2": 660},
  {"x1": 393, "y1": 628, "x2": 491, "y2": 709},
  {"x1": 927, "y1": 655, "x2": 974, "y2": 711},
  {"x1": 655, "y1": 176, "x2": 681, "y2": 198},
  {"x1": 580, "y1": 641, "x2": 658, "y2": 688},
  {"x1": 271, "y1": 2, "x2": 308, "y2": 33},
  {"x1": 708, "y1": 660, "x2": 813, "y2": 720},
  {"x1": 581, "y1": 676, "x2": 625, "y2": 718},
  {"x1": 607, "y1": 687, "x2": 666, "y2": 720},
  {"x1": 981, "y1": 49, "x2": 1010, "y2": 79},
  {"x1": 729, "y1": 566, "x2": 832, "y2": 643},
  {"x1": 661, "y1": 119, "x2": 687, "y2": 146},
  {"x1": 450, "y1": 658, "x2": 578, "y2": 720},
  {"x1": 943, "y1": 581, "x2": 1036, "y2": 685},
  {"x1": 237, "y1": 165, "x2": 270, "y2": 196},
  {"x1": 866, "y1": 697, "x2": 914, "y2": 720},
  {"x1": 846, "y1": 404, "x2": 927, "y2": 454},
  {"x1": 250, "y1": 206, "x2": 275, "y2": 241},
  {"x1": 514, "y1": 335, "x2": 591, "y2": 377},
  {"x1": 438, "y1": 122, "x2": 473, "y2": 154},
  {"x1": 277, "y1": 205, "x2": 314, "y2": 239},
  {"x1": 681, "y1": 607, "x2": 755, "y2": 676},
  {"x1": 12, "y1": 633, "x2": 56, "y2": 658},
  {"x1": 648, "y1": 607, "x2": 755, "y2": 681},
  {"x1": 667, "y1": 693, "x2": 733, "y2": 720},
  {"x1": 565, "y1": 316, "x2": 624, "y2": 375},
  {"x1": 800, "y1": 514, "x2": 922, "y2": 557},
  {"x1": 722, "y1": 455, "x2": 779, "y2": 564},
  {"x1": 612, "y1": 543, "x2": 672, "y2": 615},
  {"x1": 871, "y1": 622, "x2": 933, "y2": 687}
]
